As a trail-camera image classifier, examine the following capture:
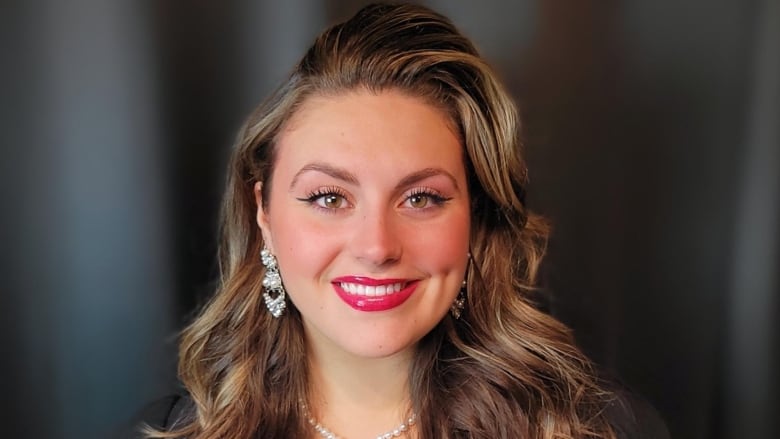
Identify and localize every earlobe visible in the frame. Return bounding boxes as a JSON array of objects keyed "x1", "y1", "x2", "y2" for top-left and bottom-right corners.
[{"x1": 254, "y1": 181, "x2": 274, "y2": 252}]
